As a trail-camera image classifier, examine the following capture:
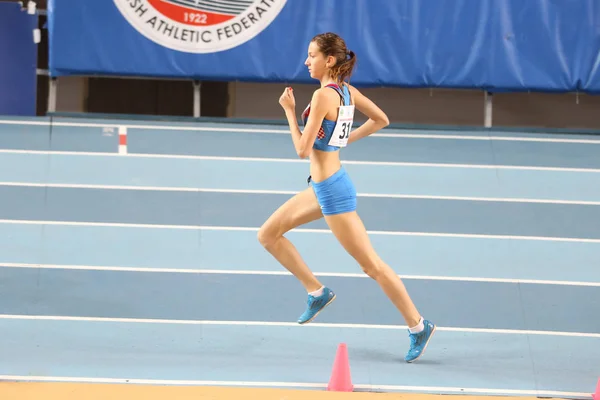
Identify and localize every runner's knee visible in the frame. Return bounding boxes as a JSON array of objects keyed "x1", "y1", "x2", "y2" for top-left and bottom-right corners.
[
  {"x1": 257, "y1": 224, "x2": 273, "y2": 249},
  {"x1": 358, "y1": 255, "x2": 383, "y2": 279},
  {"x1": 257, "y1": 221, "x2": 282, "y2": 249}
]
